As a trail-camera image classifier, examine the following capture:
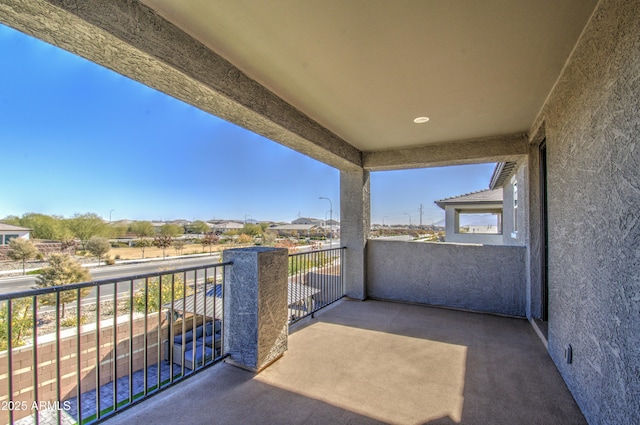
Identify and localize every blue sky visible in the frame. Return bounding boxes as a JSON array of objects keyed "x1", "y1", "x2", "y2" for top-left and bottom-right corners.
[{"x1": 0, "y1": 24, "x2": 494, "y2": 225}]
